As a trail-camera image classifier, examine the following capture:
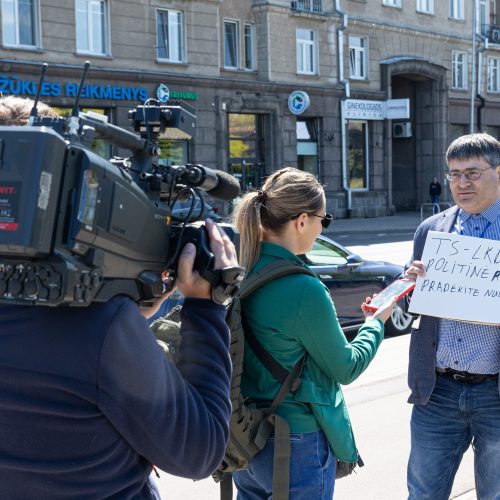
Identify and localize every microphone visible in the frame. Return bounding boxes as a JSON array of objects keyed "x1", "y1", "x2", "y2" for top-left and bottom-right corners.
[{"x1": 177, "y1": 164, "x2": 241, "y2": 201}]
